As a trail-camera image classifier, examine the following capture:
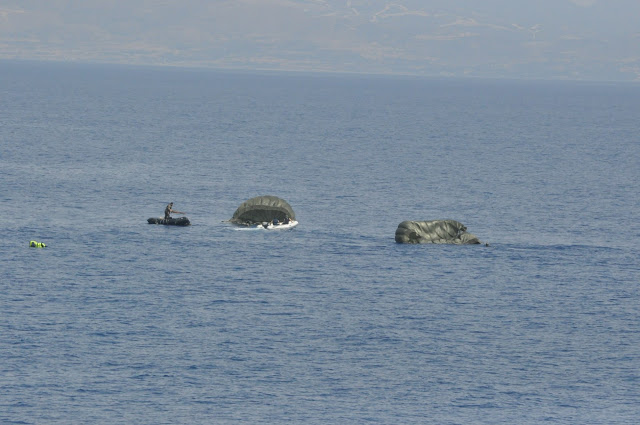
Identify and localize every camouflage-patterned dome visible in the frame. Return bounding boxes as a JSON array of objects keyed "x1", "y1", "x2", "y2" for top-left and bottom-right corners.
[
  {"x1": 395, "y1": 220, "x2": 481, "y2": 244},
  {"x1": 230, "y1": 195, "x2": 296, "y2": 225}
]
